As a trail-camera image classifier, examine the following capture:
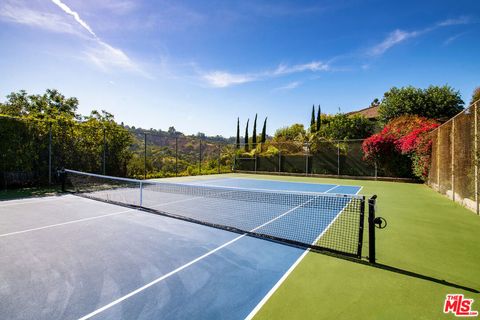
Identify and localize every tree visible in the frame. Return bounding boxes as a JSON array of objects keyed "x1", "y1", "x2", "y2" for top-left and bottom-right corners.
[
  {"x1": 236, "y1": 117, "x2": 240, "y2": 149},
  {"x1": 316, "y1": 104, "x2": 321, "y2": 132},
  {"x1": 378, "y1": 85, "x2": 464, "y2": 122},
  {"x1": 261, "y1": 117, "x2": 267, "y2": 143},
  {"x1": 274, "y1": 124, "x2": 305, "y2": 141},
  {"x1": 370, "y1": 98, "x2": 380, "y2": 108},
  {"x1": 244, "y1": 119, "x2": 249, "y2": 151},
  {"x1": 470, "y1": 87, "x2": 480, "y2": 105},
  {"x1": 167, "y1": 126, "x2": 176, "y2": 136},
  {"x1": 317, "y1": 114, "x2": 374, "y2": 140},
  {"x1": 310, "y1": 105, "x2": 316, "y2": 132},
  {"x1": 252, "y1": 114, "x2": 257, "y2": 146}
]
